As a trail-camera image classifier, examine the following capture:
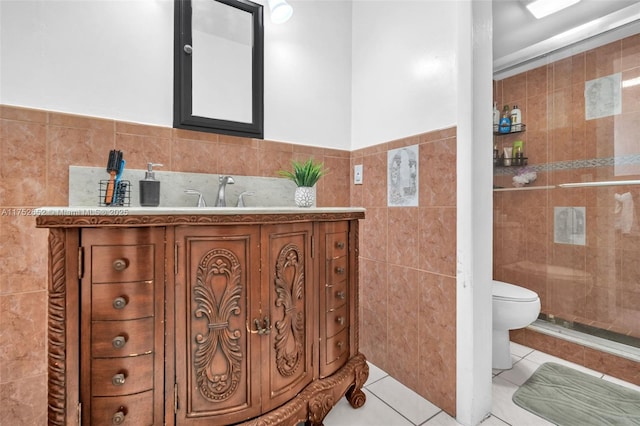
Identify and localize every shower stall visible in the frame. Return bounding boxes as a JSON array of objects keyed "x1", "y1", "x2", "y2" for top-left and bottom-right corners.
[{"x1": 492, "y1": 30, "x2": 640, "y2": 372}]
